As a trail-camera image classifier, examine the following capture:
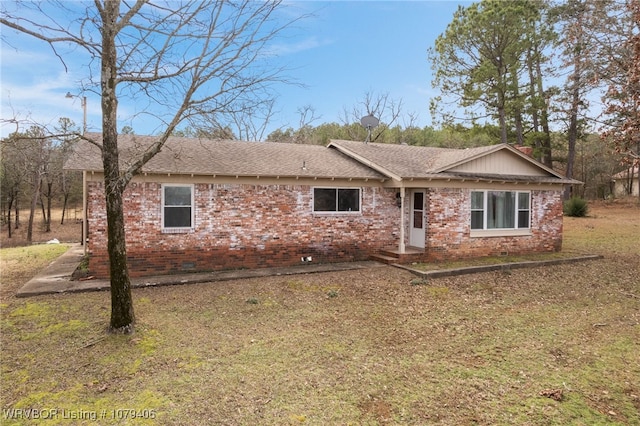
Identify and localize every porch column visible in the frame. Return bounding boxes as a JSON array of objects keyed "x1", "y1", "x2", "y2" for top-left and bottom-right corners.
[{"x1": 399, "y1": 187, "x2": 406, "y2": 254}]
